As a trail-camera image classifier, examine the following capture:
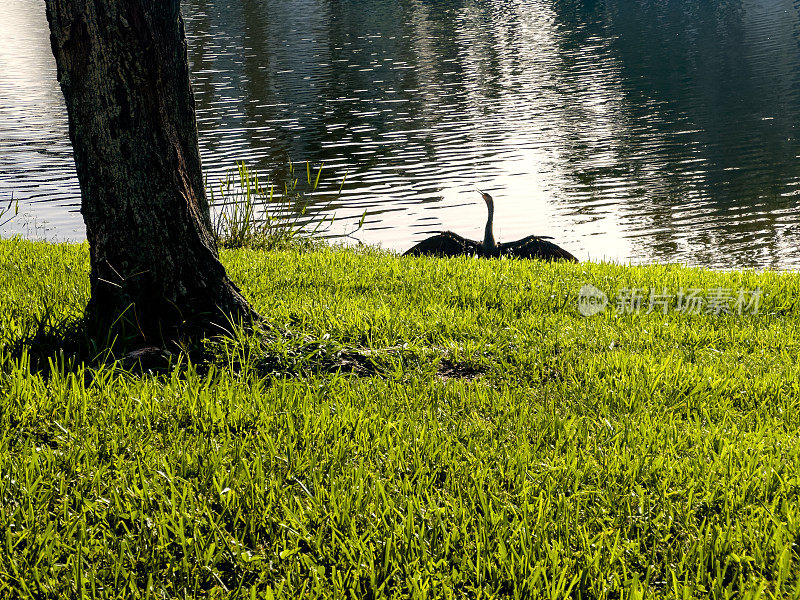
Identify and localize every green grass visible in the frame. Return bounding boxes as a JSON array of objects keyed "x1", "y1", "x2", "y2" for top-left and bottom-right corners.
[
  {"x1": 1, "y1": 237, "x2": 800, "y2": 598},
  {"x1": 208, "y1": 161, "x2": 353, "y2": 252}
]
